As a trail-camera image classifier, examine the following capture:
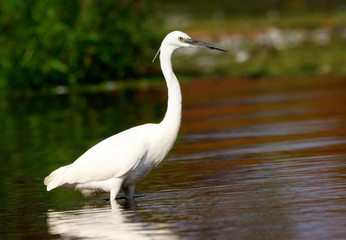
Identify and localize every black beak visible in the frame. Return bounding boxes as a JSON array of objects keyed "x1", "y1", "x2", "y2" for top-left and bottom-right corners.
[{"x1": 184, "y1": 38, "x2": 228, "y2": 52}]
